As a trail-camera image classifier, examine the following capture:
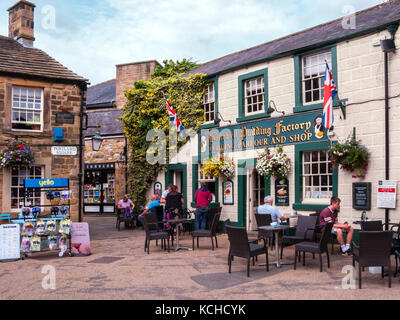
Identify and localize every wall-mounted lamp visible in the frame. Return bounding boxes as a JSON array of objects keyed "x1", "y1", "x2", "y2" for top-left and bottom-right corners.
[
  {"x1": 214, "y1": 112, "x2": 232, "y2": 125},
  {"x1": 91, "y1": 131, "x2": 104, "y2": 151},
  {"x1": 267, "y1": 100, "x2": 285, "y2": 116},
  {"x1": 380, "y1": 38, "x2": 396, "y2": 53}
]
